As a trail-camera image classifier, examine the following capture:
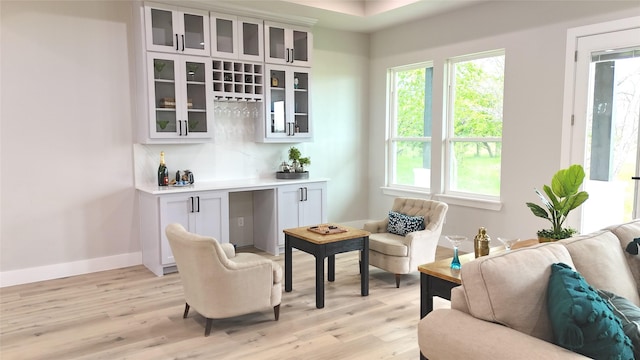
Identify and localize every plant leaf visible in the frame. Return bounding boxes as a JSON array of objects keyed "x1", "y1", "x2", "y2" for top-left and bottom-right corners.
[
  {"x1": 541, "y1": 186, "x2": 559, "y2": 209},
  {"x1": 526, "y1": 202, "x2": 550, "y2": 220},
  {"x1": 552, "y1": 164, "x2": 585, "y2": 198}
]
